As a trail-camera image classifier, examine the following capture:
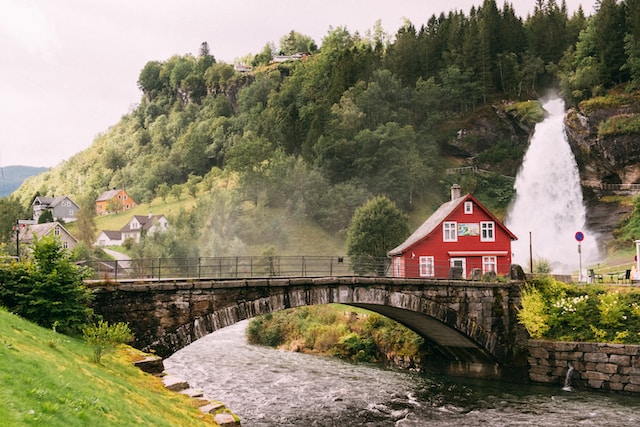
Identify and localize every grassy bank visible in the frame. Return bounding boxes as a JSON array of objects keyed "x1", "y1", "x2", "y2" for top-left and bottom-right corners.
[{"x1": 0, "y1": 307, "x2": 219, "y2": 426}]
